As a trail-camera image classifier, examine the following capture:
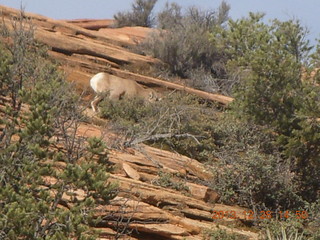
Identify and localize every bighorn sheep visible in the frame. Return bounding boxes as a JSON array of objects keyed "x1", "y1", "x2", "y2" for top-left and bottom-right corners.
[{"x1": 90, "y1": 72, "x2": 159, "y2": 112}]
